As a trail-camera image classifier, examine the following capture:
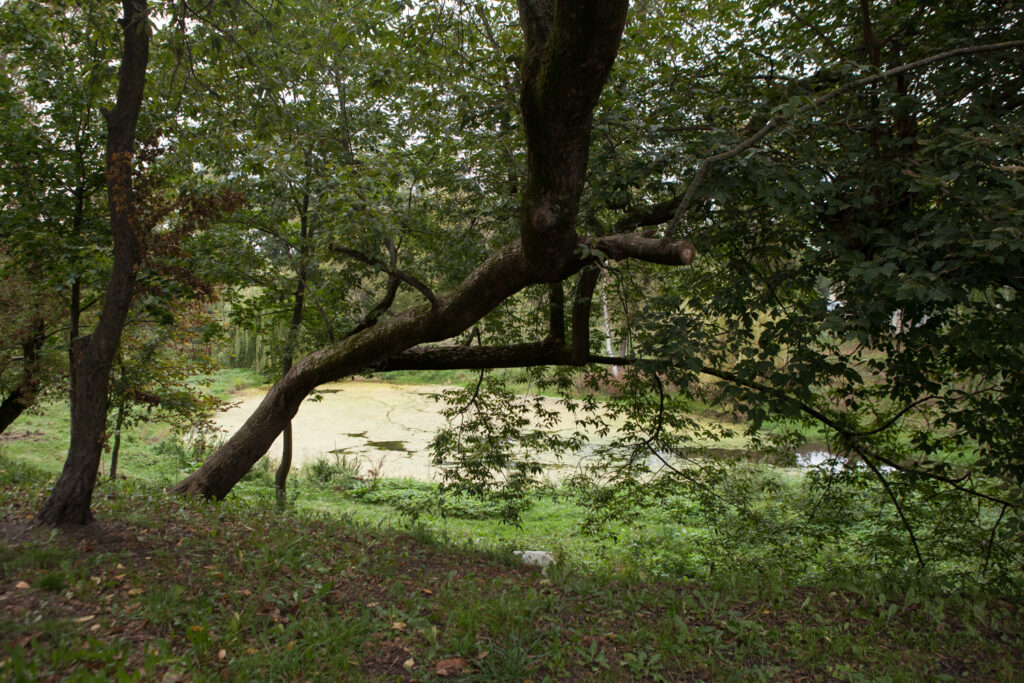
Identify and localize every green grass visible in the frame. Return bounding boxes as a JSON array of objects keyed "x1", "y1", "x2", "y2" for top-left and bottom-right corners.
[
  {"x1": 2, "y1": 369, "x2": 1022, "y2": 679},
  {"x1": 193, "y1": 367, "x2": 270, "y2": 400},
  {"x1": 2, "y1": 458, "x2": 1021, "y2": 681}
]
